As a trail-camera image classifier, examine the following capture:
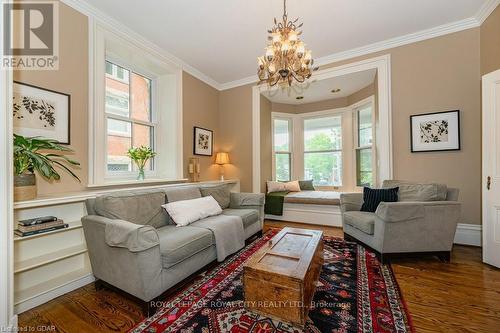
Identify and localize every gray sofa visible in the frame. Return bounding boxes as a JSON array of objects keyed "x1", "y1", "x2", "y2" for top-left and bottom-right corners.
[
  {"x1": 82, "y1": 184, "x2": 264, "y2": 307},
  {"x1": 340, "y1": 180, "x2": 461, "y2": 263}
]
